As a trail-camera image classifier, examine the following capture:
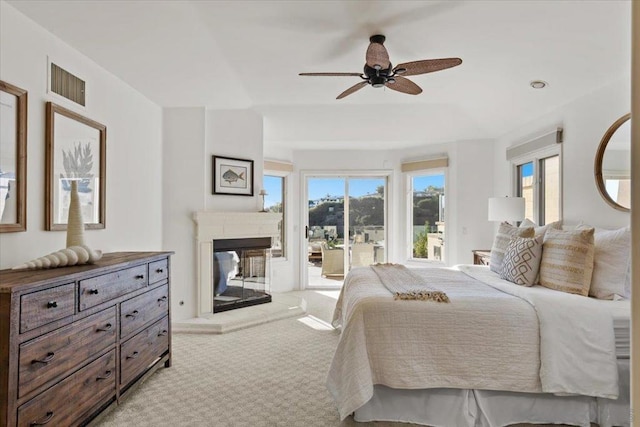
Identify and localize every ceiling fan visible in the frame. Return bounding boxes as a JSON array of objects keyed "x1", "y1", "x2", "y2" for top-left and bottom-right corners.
[{"x1": 299, "y1": 35, "x2": 462, "y2": 99}]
